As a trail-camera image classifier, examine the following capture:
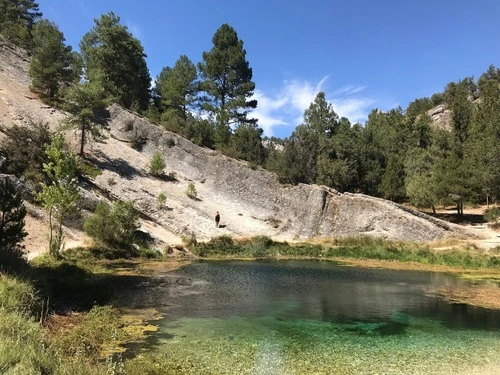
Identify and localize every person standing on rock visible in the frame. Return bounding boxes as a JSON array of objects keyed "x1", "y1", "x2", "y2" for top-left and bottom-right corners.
[{"x1": 215, "y1": 211, "x2": 220, "y2": 228}]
